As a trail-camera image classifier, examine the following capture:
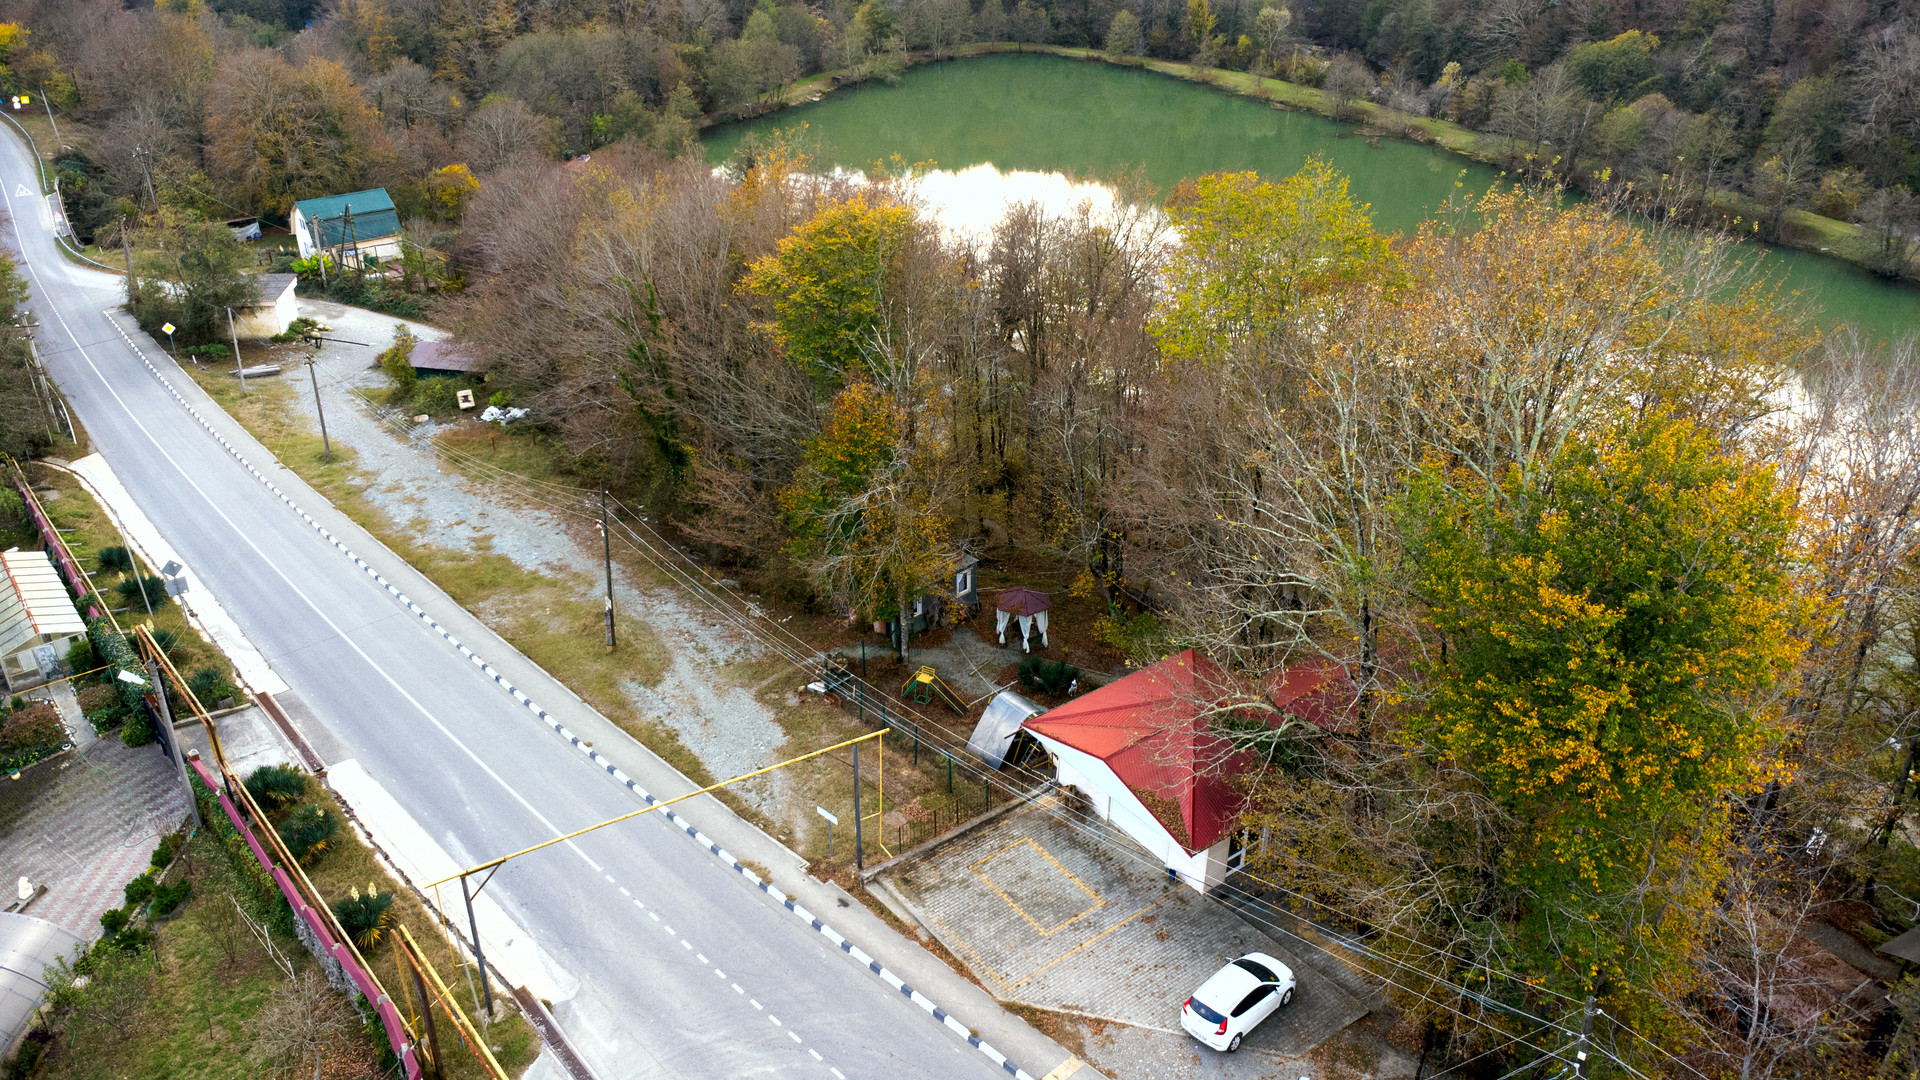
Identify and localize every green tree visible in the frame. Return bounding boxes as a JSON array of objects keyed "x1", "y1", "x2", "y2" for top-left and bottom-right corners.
[
  {"x1": 1104, "y1": 9, "x2": 1145, "y2": 56},
  {"x1": 744, "y1": 196, "x2": 915, "y2": 383},
  {"x1": 1765, "y1": 74, "x2": 1845, "y2": 163},
  {"x1": 1151, "y1": 159, "x2": 1393, "y2": 366},
  {"x1": 1186, "y1": 0, "x2": 1217, "y2": 53},
  {"x1": 376, "y1": 324, "x2": 418, "y2": 402},
  {"x1": 1567, "y1": 30, "x2": 1659, "y2": 103},
  {"x1": 1403, "y1": 413, "x2": 1813, "y2": 1005},
  {"x1": 130, "y1": 221, "x2": 256, "y2": 345}
]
